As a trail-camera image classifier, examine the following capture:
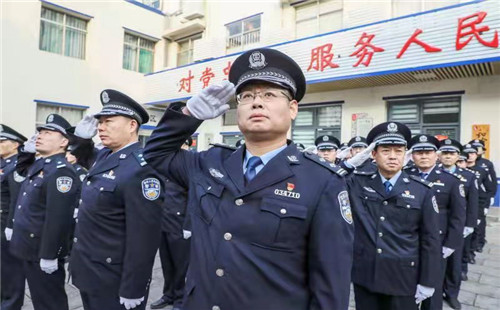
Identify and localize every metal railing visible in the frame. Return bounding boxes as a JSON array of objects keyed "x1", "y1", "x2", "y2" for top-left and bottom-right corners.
[{"x1": 226, "y1": 29, "x2": 260, "y2": 49}]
